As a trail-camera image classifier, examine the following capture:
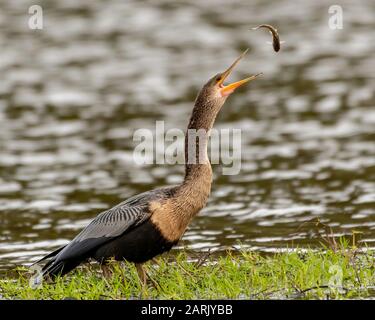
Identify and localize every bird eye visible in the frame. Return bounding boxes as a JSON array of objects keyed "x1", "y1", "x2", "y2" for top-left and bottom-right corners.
[{"x1": 216, "y1": 76, "x2": 222, "y2": 82}]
